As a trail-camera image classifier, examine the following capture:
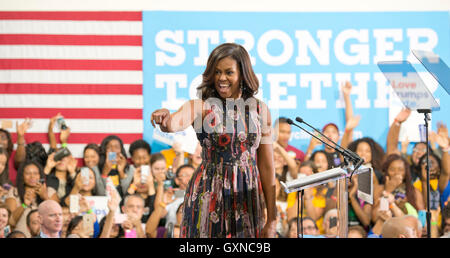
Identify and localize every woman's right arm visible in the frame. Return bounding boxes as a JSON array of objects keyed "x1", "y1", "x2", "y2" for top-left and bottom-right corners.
[{"x1": 151, "y1": 99, "x2": 202, "y2": 133}]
